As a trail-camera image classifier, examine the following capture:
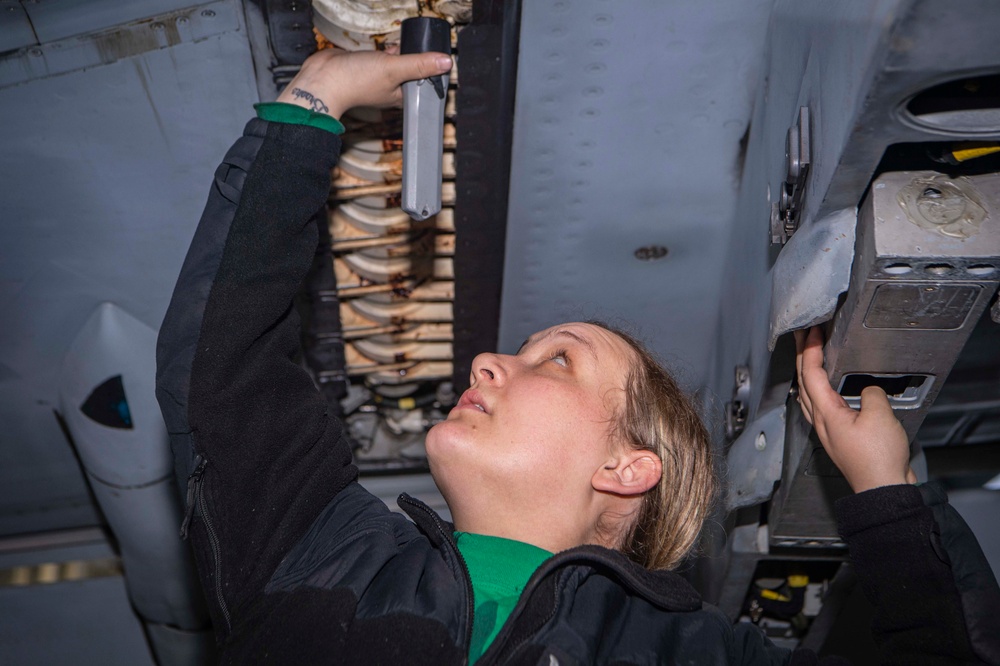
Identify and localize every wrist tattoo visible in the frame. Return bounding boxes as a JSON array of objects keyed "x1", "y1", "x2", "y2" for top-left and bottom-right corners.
[{"x1": 290, "y1": 88, "x2": 330, "y2": 114}]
